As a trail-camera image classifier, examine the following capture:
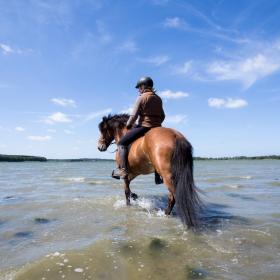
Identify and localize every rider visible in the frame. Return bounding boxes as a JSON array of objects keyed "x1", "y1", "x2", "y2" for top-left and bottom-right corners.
[{"x1": 112, "y1": 76, "x2": 165, "y2": 179}]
